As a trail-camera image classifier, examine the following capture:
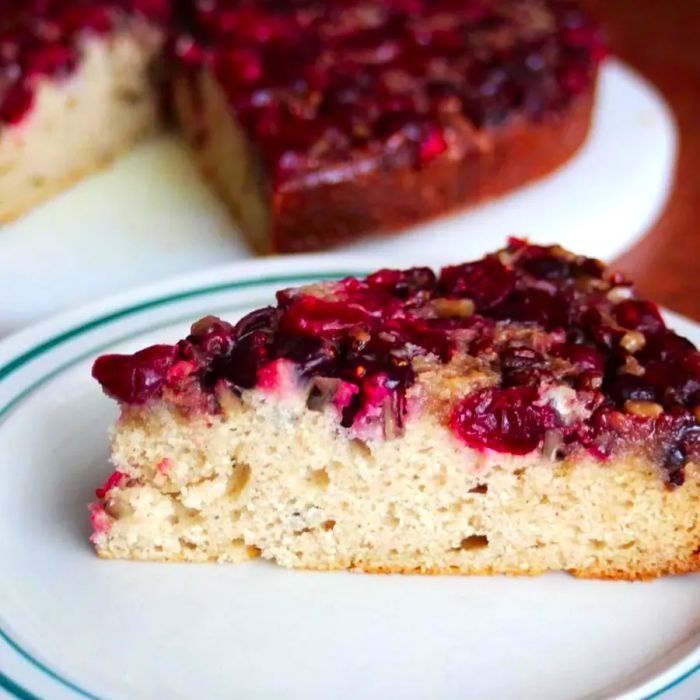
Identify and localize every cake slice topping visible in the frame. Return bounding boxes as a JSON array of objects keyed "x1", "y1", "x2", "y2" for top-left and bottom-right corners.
[{"x1": 93, "y1": 240, "x2": 700, "y2": 483}]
